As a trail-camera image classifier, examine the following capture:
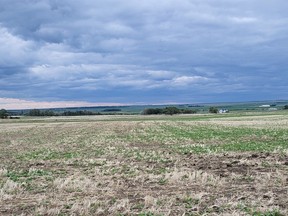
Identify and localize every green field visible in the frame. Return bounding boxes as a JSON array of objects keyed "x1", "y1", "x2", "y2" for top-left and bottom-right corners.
[{"x1": 0, "y1": 113, "x2": 288, "y2": 215}]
